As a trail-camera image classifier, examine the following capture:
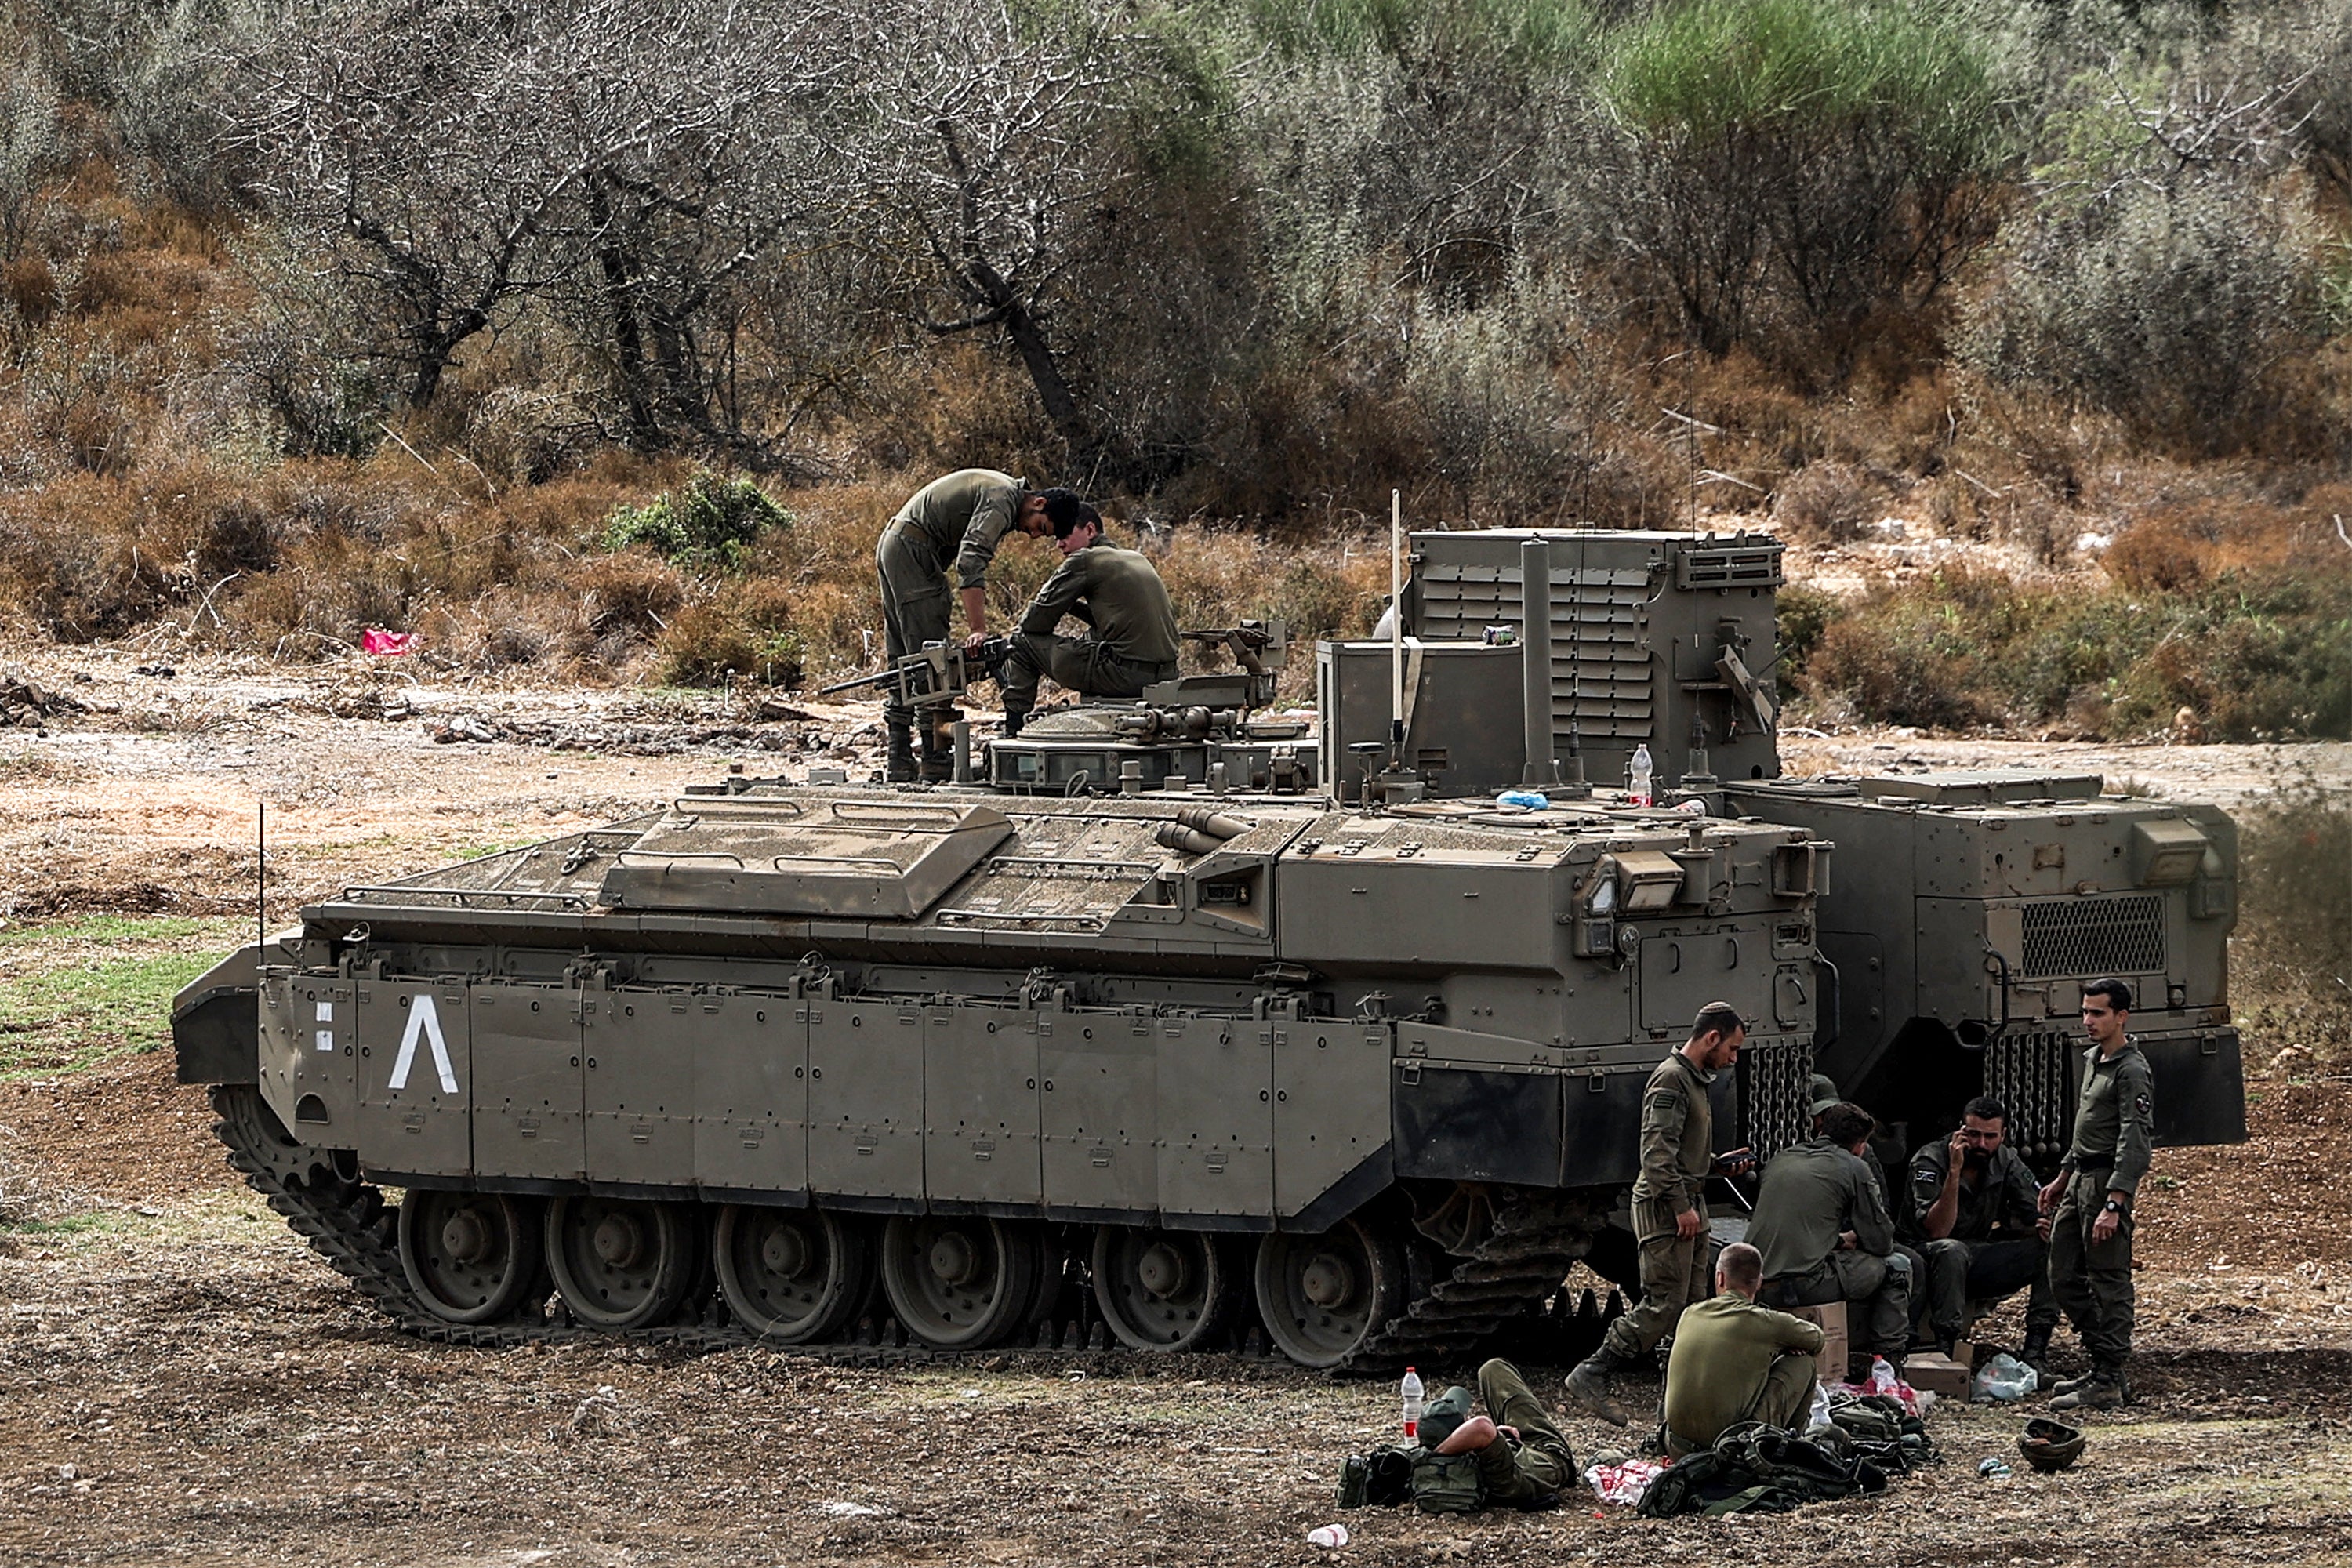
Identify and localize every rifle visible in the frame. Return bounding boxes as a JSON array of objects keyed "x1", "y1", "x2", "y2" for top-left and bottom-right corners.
[{"x1": 818, "y1": 636, "x2": 1012, "y2": 709}]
